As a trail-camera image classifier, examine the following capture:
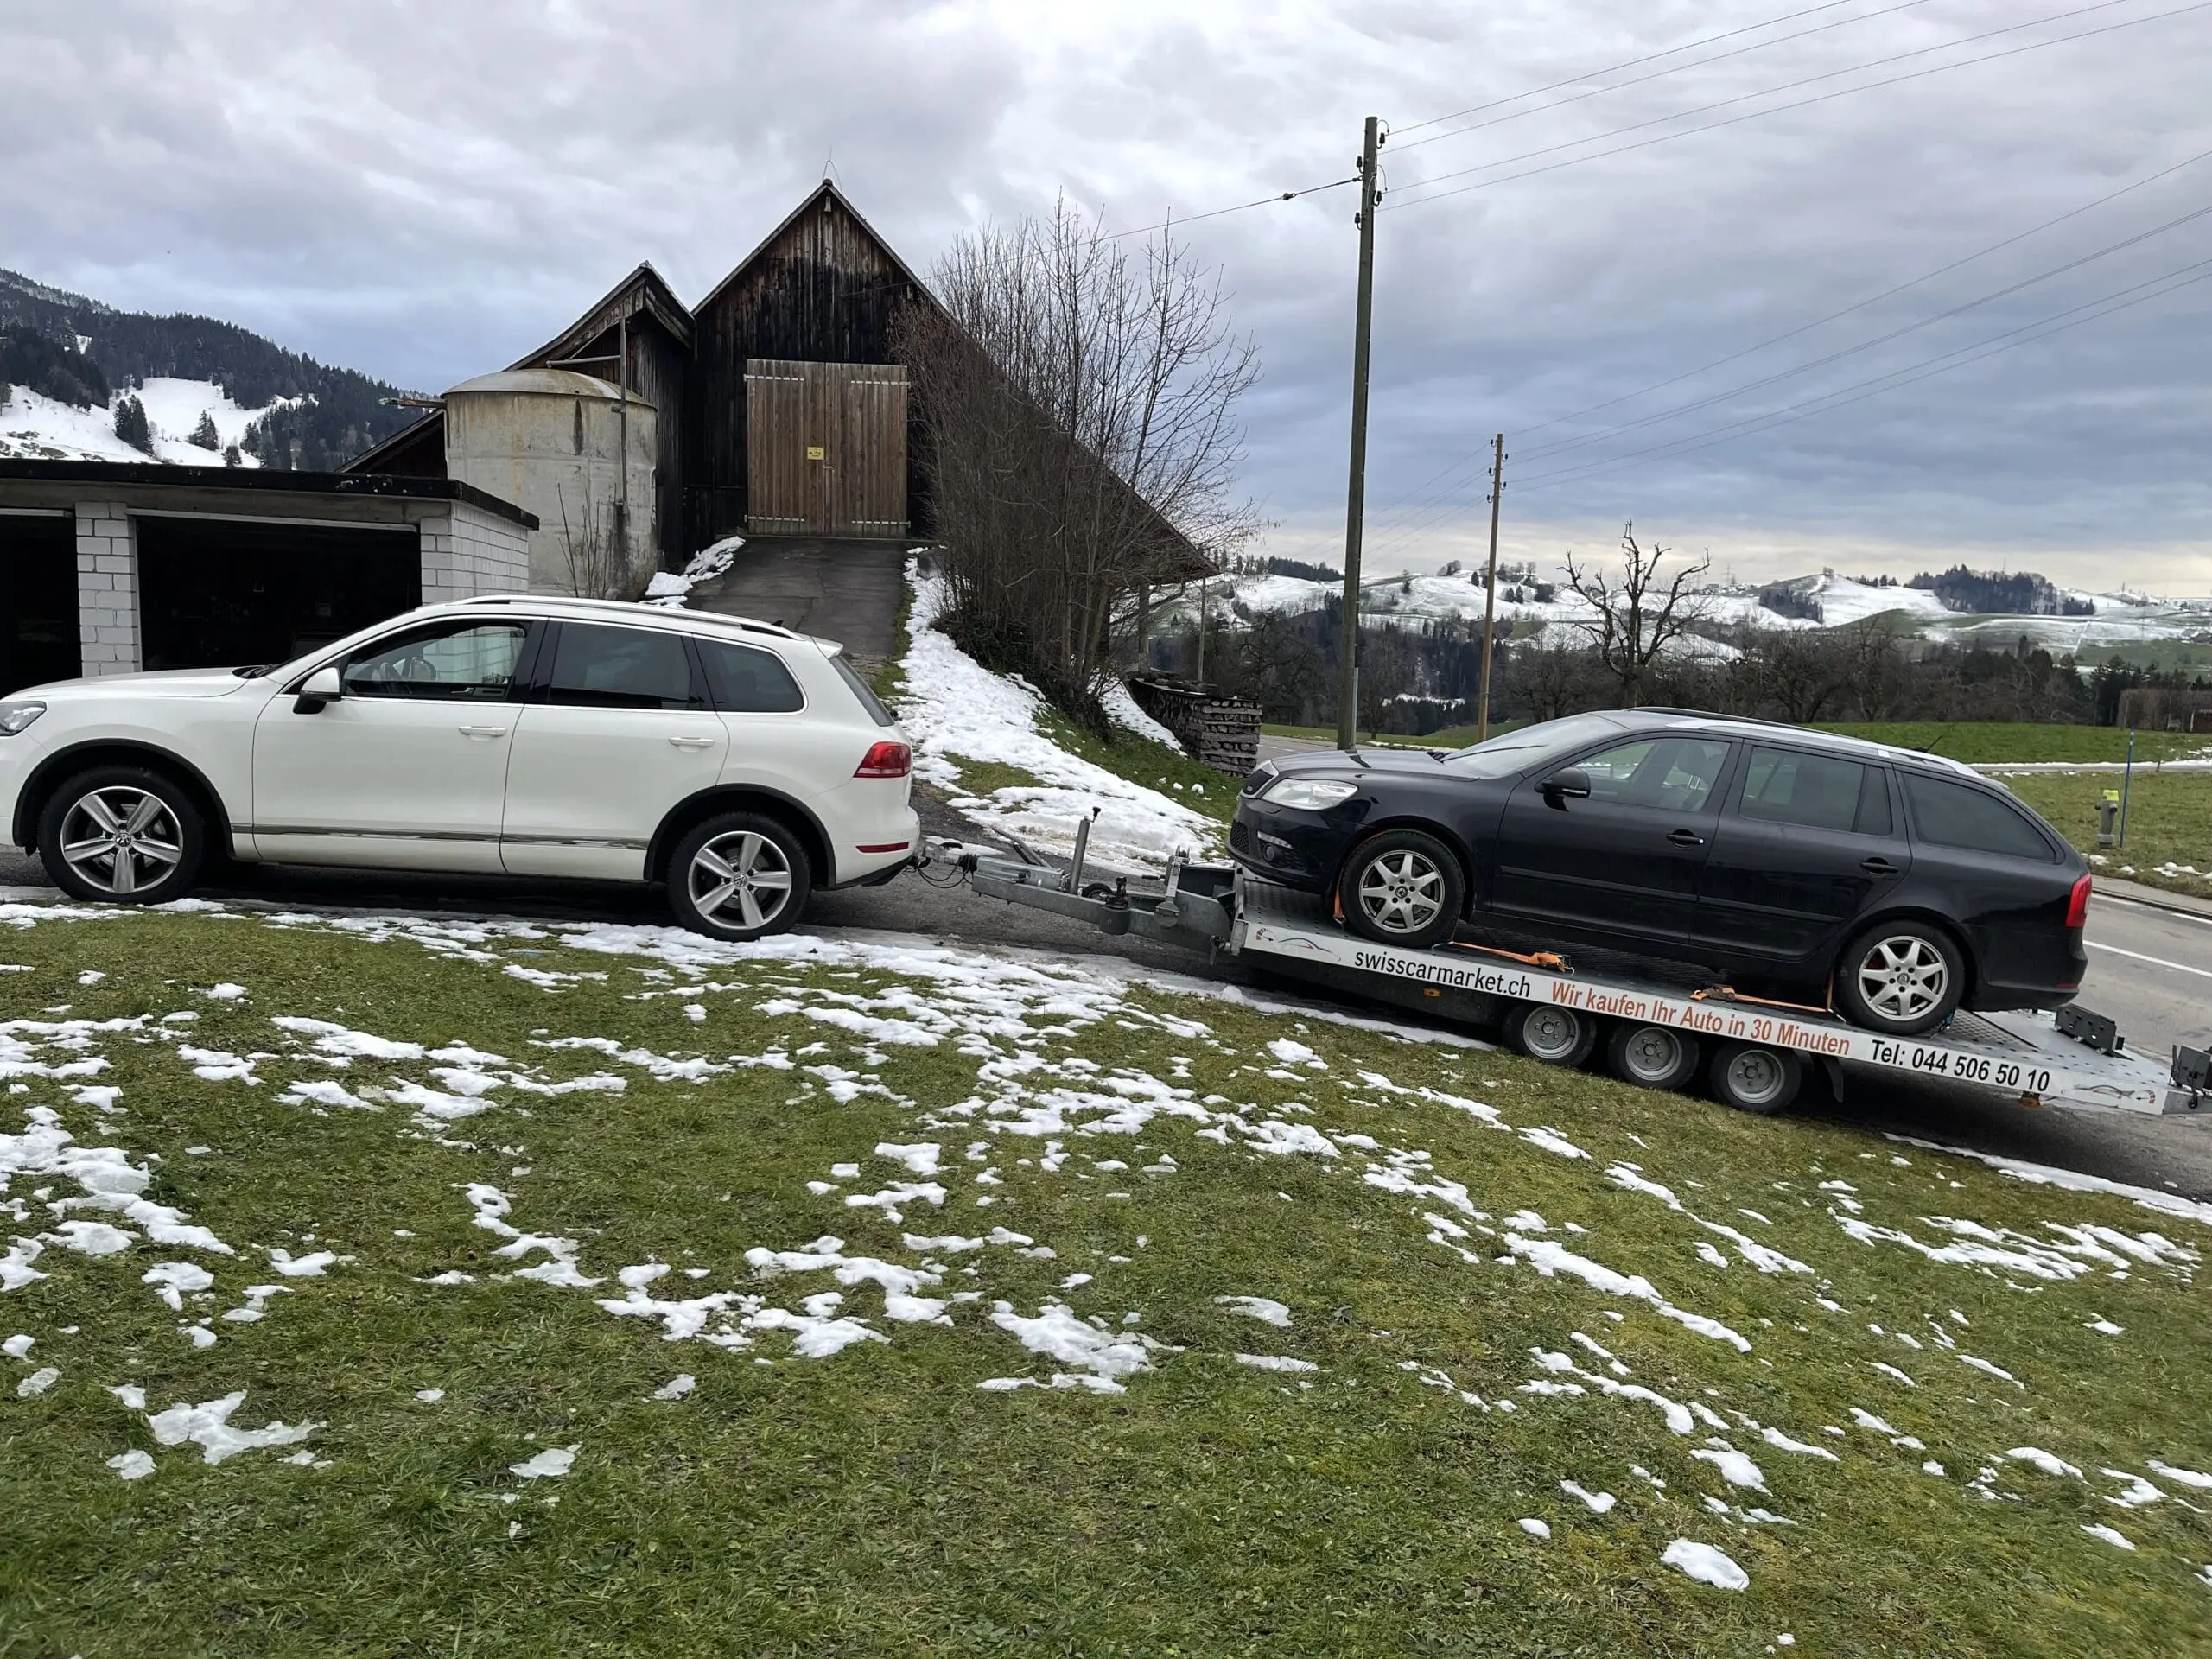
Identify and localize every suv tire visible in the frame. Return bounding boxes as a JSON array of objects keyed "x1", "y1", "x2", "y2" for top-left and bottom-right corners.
[
  {"x1": 668, "y1": 812, "x2": 812, "y2": 941},
  {"x1": 38, "y1": 766, "x2": 207, "y2": 906},
  {"x1": 1834, "y1": 918, "x2": 1965, "y2": 1036},
  {"x1": 1337, "y1": 829, "x2": 1465, "y2": 950}
]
